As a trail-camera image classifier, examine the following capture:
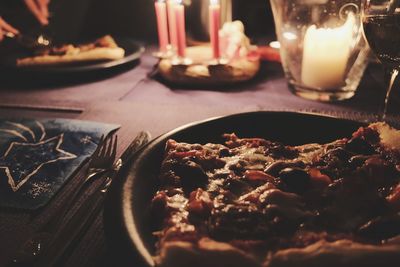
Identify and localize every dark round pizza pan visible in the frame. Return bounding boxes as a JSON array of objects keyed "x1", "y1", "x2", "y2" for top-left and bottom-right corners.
[{"x1": 103, "y1": 111, "x2": 366, "y2": 266}]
